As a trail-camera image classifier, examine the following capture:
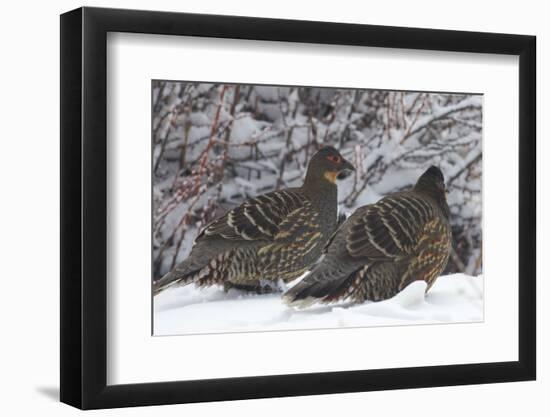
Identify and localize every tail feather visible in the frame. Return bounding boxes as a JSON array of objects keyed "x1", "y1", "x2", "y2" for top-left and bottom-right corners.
[
  {"x1": 153, "y1": 266, "x2": 196, "y2": 296},
  {"x1": 283, "y1": 259, "x2": 360, "y2": 307},
  {"x1": 153, "y1": 251, "x2": 229, "y2": 296}
]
